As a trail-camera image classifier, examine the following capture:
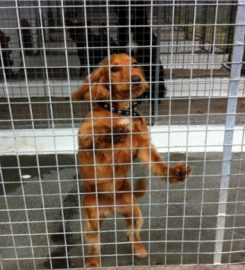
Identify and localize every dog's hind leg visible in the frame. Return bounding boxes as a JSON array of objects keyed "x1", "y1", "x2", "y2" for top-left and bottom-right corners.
[
  {"x1": 83, "y1": 207, "x2": 101, "y2": 267},
  {"x1": 117, "y1": 193, "x2": 148, "y2": 259},
  {"x1": 83, "y1": 194, "x2": 112, "y2": 267}
]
